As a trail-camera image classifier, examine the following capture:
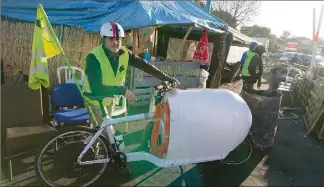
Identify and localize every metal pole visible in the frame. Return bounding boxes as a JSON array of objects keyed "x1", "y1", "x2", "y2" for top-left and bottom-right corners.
[
  {"x1": 310, "y1": 8, "x2": 316, "y2": 70},
  {"x1": 316, "y1": 5, "x2": 324, "y2": 40},
  {"x1": 311, "y1": 5, "x2": 324, "y2": 70},
  {"x1": 313, "y1": 8, "x2": 316, "y2": 40},
  {"x1": 205, "y1": 0, "x2": 212, "y2": 13}
]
